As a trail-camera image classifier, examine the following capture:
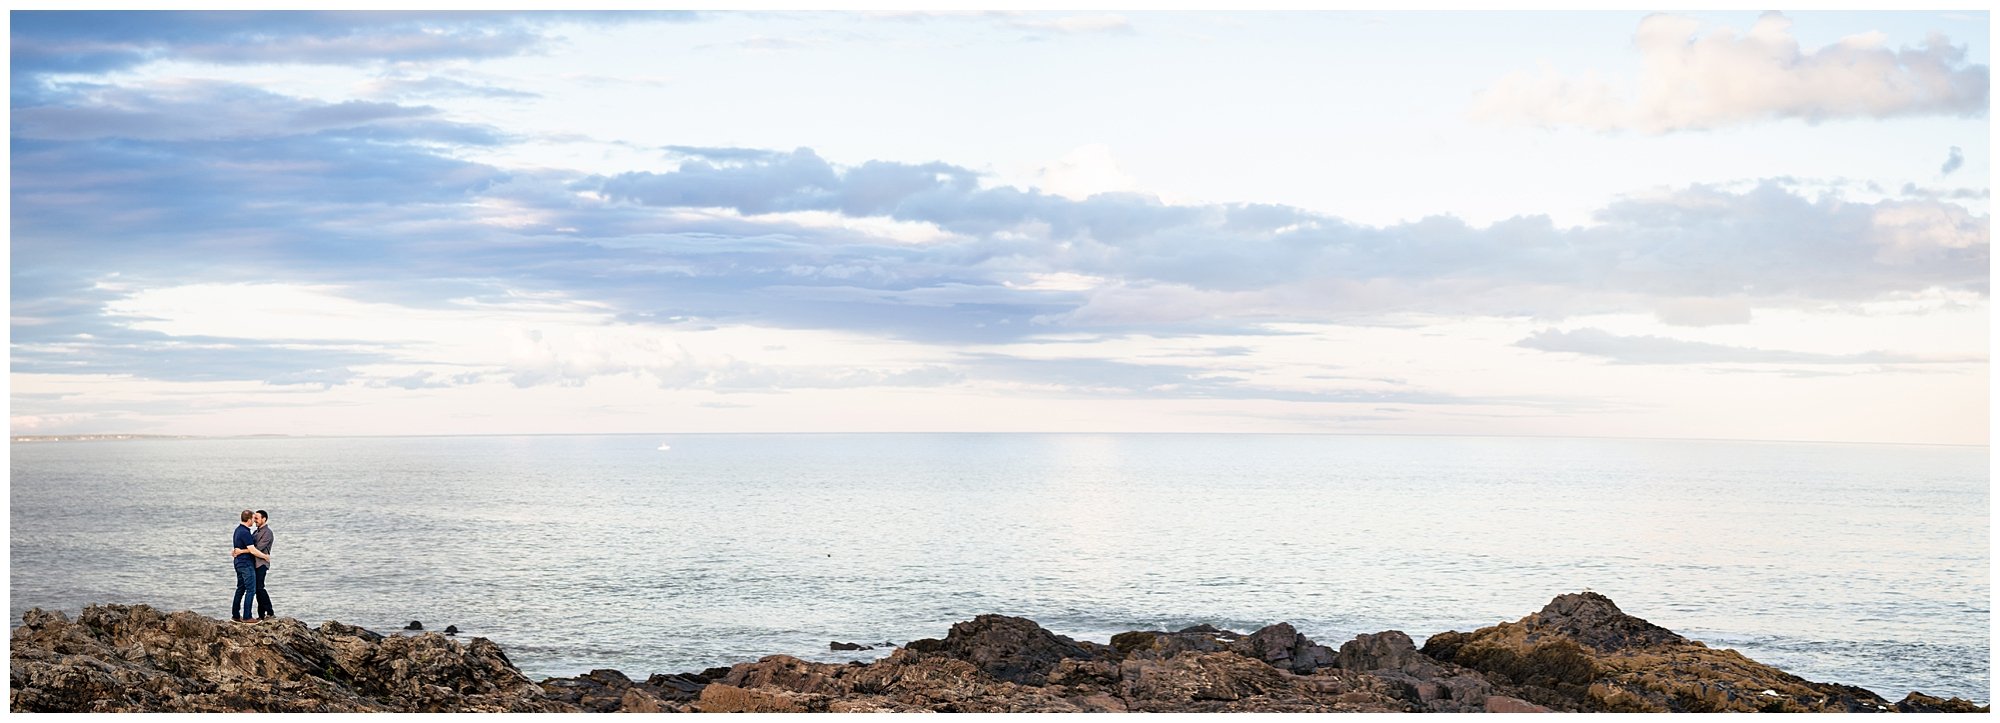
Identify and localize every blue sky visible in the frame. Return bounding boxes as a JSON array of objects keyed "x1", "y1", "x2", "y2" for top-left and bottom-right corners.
[{"x1": 9, "y1": 10, "x2": 1990, "y2": 443}]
